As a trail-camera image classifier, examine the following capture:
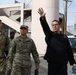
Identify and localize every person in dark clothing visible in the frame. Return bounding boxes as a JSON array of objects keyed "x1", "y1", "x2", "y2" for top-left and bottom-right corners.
[
  {"x1": 9, "y1": 31, "x2": 15, "y2": 41},
  {"x1": 38, "y1": 8, "x2": 76, "y2": 75}
]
